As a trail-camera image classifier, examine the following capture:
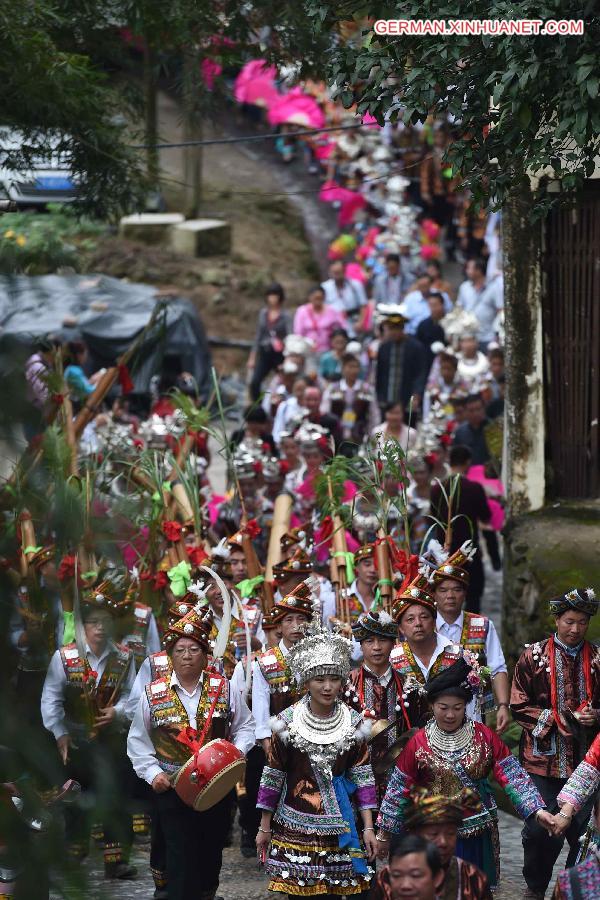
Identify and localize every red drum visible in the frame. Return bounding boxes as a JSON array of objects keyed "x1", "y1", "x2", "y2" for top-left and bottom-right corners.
[{"x1": 173, "y1": 739, "x2": 246, "y2": 812}]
